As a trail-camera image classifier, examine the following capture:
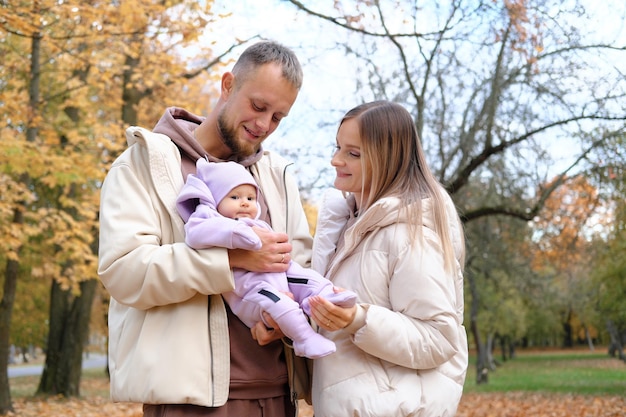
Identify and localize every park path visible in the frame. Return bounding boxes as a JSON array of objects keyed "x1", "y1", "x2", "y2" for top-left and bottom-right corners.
[{"x1": 8, "y1": 353, "x2": 107, "y2": 378}]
